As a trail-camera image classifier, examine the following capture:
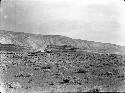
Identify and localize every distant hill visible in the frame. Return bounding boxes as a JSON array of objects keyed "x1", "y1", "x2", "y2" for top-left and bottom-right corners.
[
  {"x1": 0, "y1": 30, "x2": 125, "y2": 92},
  {"x1": 0, "y1": 30, "x2": 125, "y2": 54}
]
